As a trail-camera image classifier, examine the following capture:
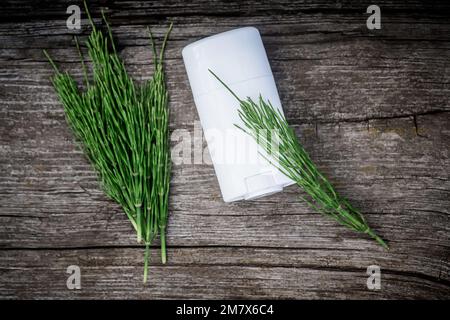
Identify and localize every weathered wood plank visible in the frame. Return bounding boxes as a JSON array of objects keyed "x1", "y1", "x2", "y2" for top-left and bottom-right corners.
[
  {"x1": 1, "y1": 114, "x2": 448, "y2": 275},
  {"x1": 1, "y1": 13, "x2": 449, "y2": 125},
  {"x1": 0, "y1": 247, "x2": 448, "y2": 299},
  {"x1": 2, "y1": 0, "x2": 450, "y2": 22}
]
